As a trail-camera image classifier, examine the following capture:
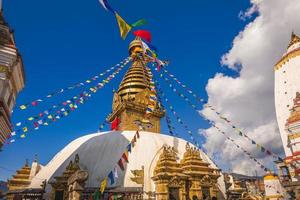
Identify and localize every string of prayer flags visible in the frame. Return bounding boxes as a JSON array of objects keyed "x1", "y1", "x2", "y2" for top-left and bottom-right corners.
[
  {"x1": 211, "y1": 123, "x2": 270, "y2": 172},
  {"x1": 115, "y1": 13, "x2": 148, "y2": 40},
  {"x1": 155, "y1": 85, "x2": 177, "y2": 137},
  {"x1": 159, "y1": 68, "x2": 284, "y2": 162},
  {"x1": 12, "y1": 61, "x2": 127, "y2": 133},
  {"x1": 154, "y1": 81, "x2": 224, "y2": 169},
  {"x1": 155, "y1": 80, "x2": 204, "y2": 152},
  {"x1": 98, "y1": 0, "x2": 115, "y2": 13},
  {"x1": 6, "y1": 60, "x2": 129, "y2": 145},
  {"x1": 158, "y1": 71, "x2": 279, "y2": 165},
  {"x1": 96, "y1": 131, "x2": 140, "y2": 195},
  {"x1": 16, "y1": 58, "x2": 130, "y2": 112}
]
